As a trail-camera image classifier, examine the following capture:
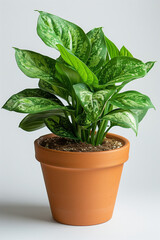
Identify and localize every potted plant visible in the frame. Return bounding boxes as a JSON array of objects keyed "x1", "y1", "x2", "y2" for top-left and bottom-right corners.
[{"x1": 2, "y1": 11, "x2": 155, "y2": 226}]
